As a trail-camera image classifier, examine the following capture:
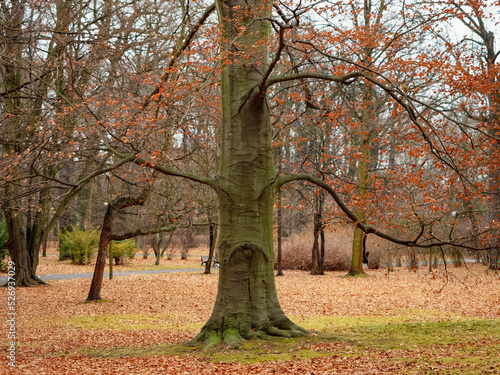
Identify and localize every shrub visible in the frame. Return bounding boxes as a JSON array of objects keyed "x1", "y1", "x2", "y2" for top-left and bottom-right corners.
[
  {"x1": 178, "y1": 228, "x2": 197, "y2": 260},
  {"x1": 275, "y1": 225, "x2": 399, "y2": 272},
  {"x1": 275, "y1": 225, "x2": 352, "y2": 272},
  {"x1": 450, "y1": 248, "x2": 463, "y2": 267},
  {"x1": 0, "y1": 221, "x2": 9, "y2": 272},
  {"x1": 111, "y1": 239, "x2": 136, "y2": 265},
  {"x1": 58, "y1": 228, "x2": 99, "y2": 265}
]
